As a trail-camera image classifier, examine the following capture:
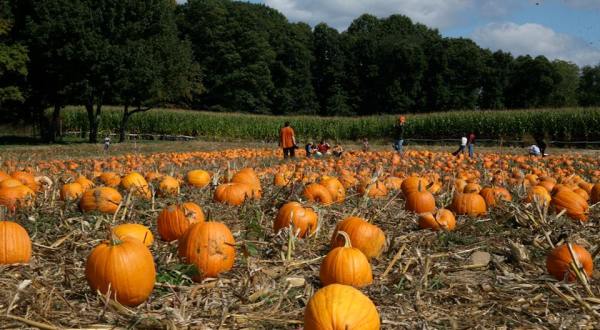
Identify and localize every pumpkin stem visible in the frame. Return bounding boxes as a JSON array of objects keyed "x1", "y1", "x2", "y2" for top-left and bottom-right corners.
[
  {"x1": 336, "y1": 231, "x2": 353, "y2": 248},
  {"x1": 418, "y1": 180, "x2": 422, "y2": 192}
]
